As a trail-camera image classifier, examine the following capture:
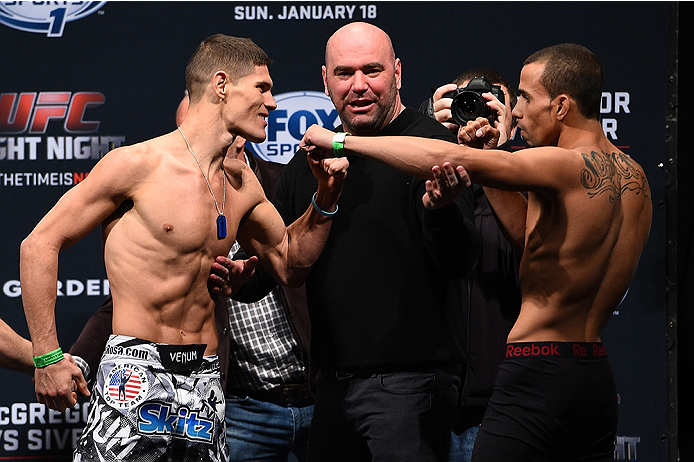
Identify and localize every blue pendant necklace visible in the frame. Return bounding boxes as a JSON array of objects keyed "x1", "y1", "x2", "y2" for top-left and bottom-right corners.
[{"x1": 177, "y1": 127, "x2": 227, "y2": 240}]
